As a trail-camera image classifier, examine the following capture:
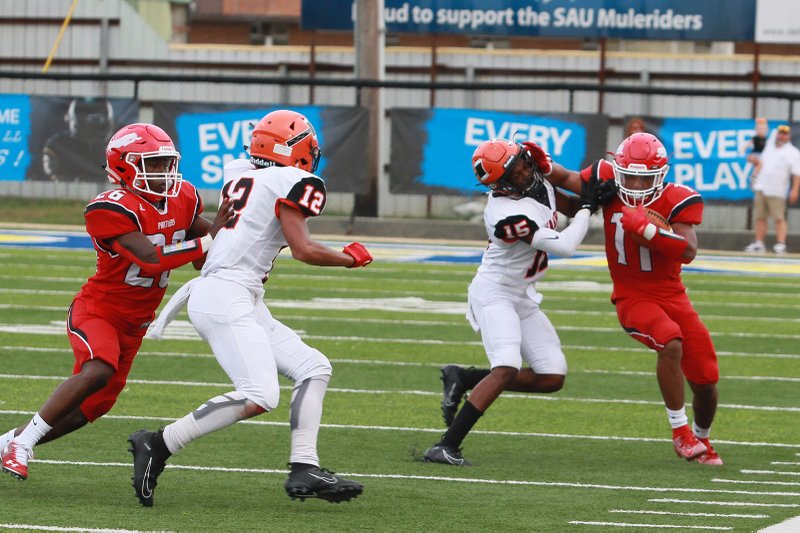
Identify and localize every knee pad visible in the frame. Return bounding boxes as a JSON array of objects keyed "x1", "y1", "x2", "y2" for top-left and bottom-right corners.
[
  {"x1": 235, "y1": 382, "x2": 280, "y2": 412},
  {"x1": 290, "y1": 350, "x2": 332, "y2": 383}
]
